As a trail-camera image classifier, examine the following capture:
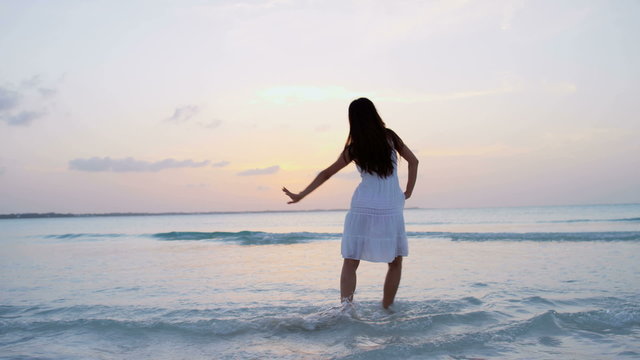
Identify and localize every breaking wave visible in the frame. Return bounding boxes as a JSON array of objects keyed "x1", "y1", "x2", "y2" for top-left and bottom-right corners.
[
  {"x1": 539, "y1": 217, "x2": 640, "y2": 223},
  {"x1": 40, "y1": 231, "x2": 640, "y2": 244},
  {"x1": 153, "y1": 230, "x2": 640, "y2": 243},
  {"x1": 151, "y1": 231, "x2": 341, "y2": 244},
  {"x1": 1, "y1": 297, "x2": 638, "y2": 358},
  {"x1": 413, "y1": 231, "x2": 640, "y2": 242}
]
